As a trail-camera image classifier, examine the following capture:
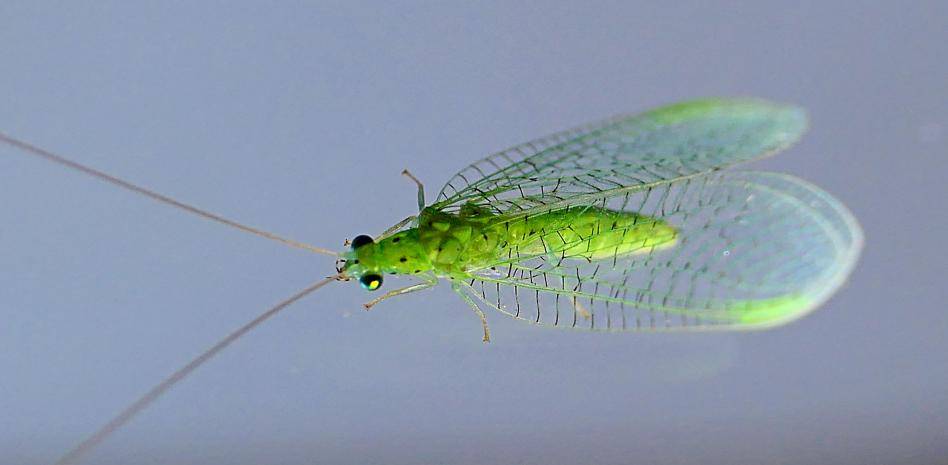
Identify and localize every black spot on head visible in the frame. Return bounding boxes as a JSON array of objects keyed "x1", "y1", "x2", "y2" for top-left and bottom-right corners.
[
  {"x1": 414, "y1": 269, "x2": 421, "y2": 273},
  {"x1": 399, "y1": 257, "x2": 407, "y2": 262},
  {"x1": 392, "y1": 237, "x2": 400, "y2": 243},
  {"x1": 353, "y1": 259, "x2": 359, "y2": 264}
]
